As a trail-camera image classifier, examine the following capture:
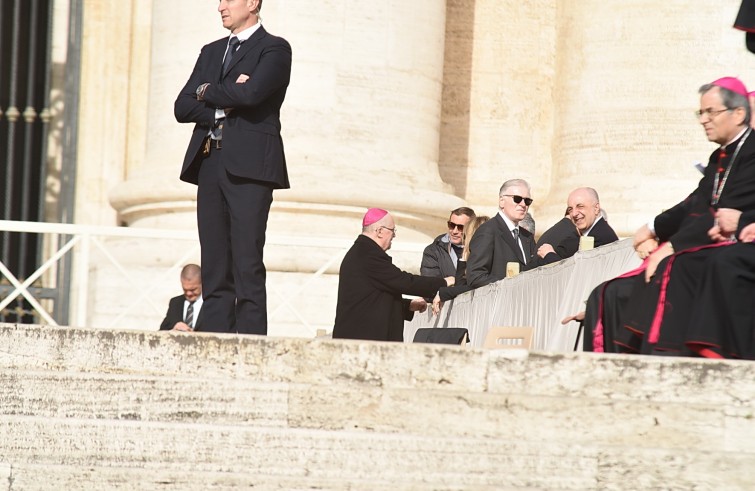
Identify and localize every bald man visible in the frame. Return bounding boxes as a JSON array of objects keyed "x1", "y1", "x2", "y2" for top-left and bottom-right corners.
[
  {"x1": 333, "y1": 208, "x2": 453, "y2": 342},
  {"x1": 537, "y1": 187, "x2": 619, "y2": 264}
]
